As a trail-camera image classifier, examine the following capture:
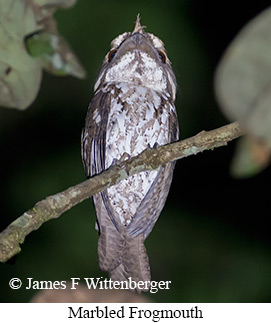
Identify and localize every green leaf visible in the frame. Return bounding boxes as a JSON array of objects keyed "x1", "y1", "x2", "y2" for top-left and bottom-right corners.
[
  {"x1": 0, "y1": 0, "x2": 42, "y2": 110},
  {"x1": 25, "y1": 32, "x2": 55, "y2": 57},
  {"x1": 215, "y1": 7, "x2": 271, "y2": 144},
  {"x1": 25, "y1": 32, "x2": 86, "y2": 78},
  {"x1": 230, "y1": 136, "x2": 271, "y2": 178},
  {"x1": 0, "y1": 0, "x2": 85, "y2": 110}
]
